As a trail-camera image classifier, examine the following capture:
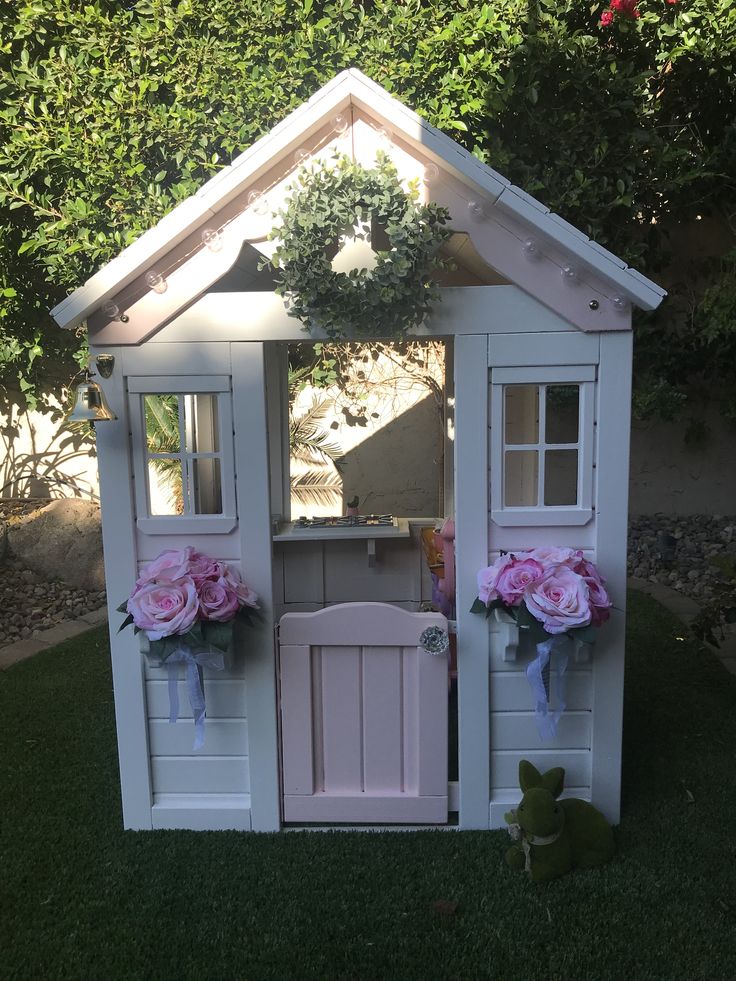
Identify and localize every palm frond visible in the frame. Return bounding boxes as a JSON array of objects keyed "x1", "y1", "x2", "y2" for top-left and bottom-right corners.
[
  {"x1": 289, "y1": 396, "x2": 344, "y2": 468},
  {"x1": 291, "y1": 468, "x2": 344, "y2": 508}
]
